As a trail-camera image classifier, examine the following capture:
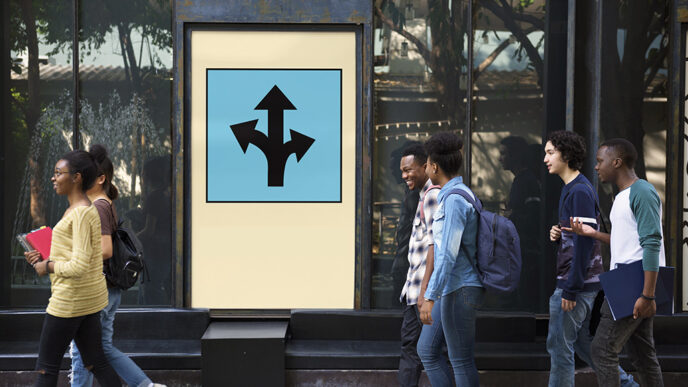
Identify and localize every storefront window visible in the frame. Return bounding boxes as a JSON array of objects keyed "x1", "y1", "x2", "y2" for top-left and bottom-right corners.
[
  {"x1": 470, "y1": 0, "x2": 546, "y2": 312},
  {"x1": 2, "y1": 0, "x2": 173, "y2": 307},
  {"x1": 372, "y1": 0, "x2": 470, "y2": 308}
]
